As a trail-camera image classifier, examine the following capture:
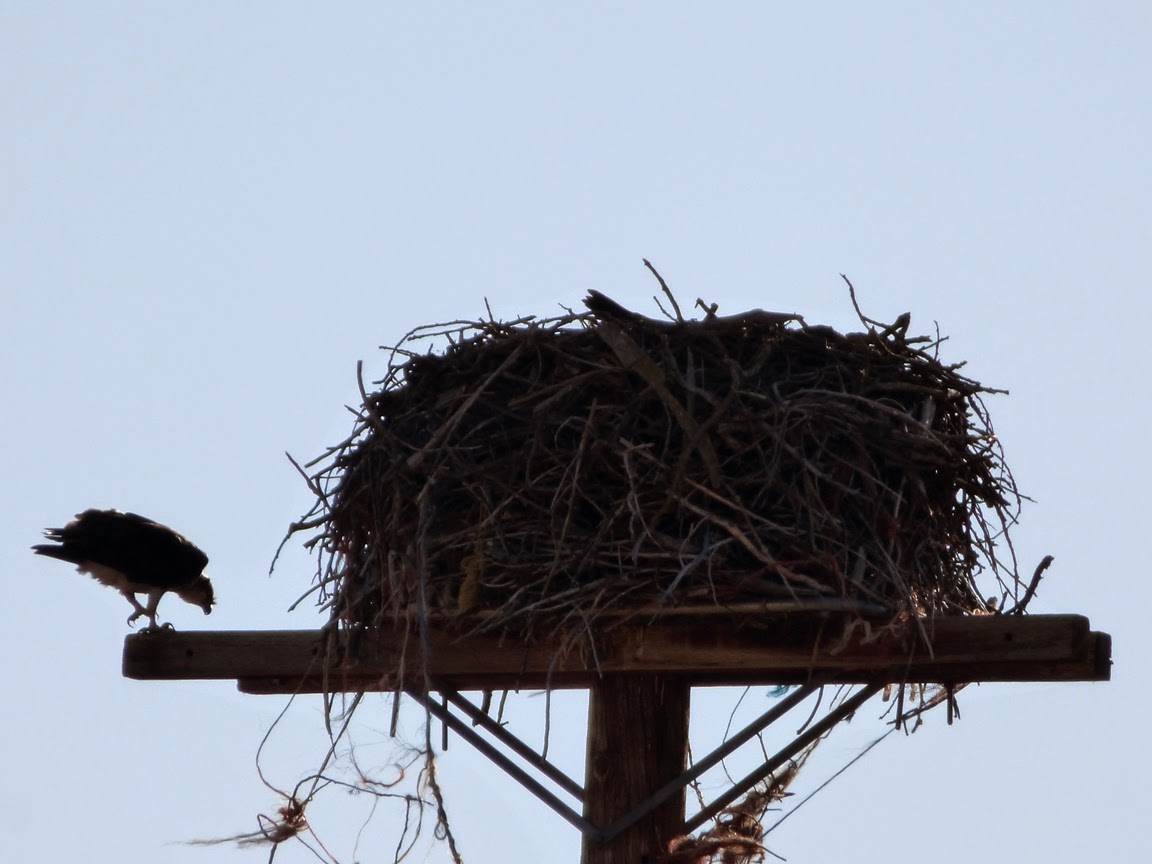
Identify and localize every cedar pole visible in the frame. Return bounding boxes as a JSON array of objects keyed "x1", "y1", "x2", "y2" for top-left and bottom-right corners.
[{"x1": 582, "y1": 674, "x2": 691, "y2": 864}]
